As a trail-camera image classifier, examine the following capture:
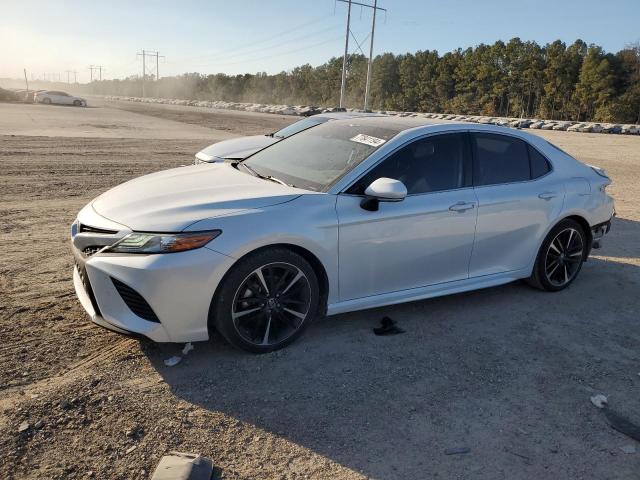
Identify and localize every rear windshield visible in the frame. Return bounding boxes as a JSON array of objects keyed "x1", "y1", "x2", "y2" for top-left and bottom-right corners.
[{"x1": 242, "y1": 121, "x2": 402, "y2": 191}]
